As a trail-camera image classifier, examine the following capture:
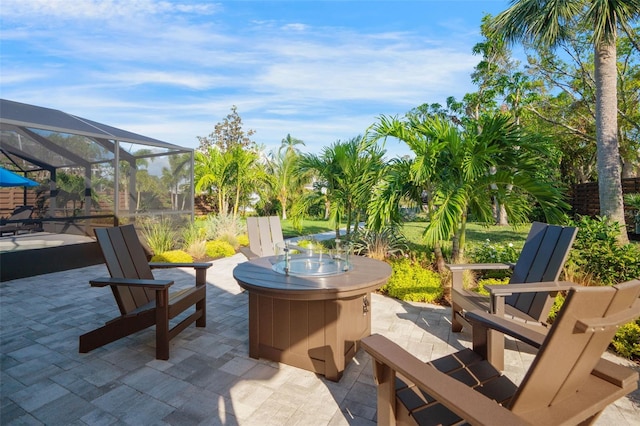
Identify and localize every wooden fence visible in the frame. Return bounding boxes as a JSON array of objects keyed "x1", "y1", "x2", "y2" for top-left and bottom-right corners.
[{"x1": 571, "y1": 177, "x2": 640, "y2": 216}]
